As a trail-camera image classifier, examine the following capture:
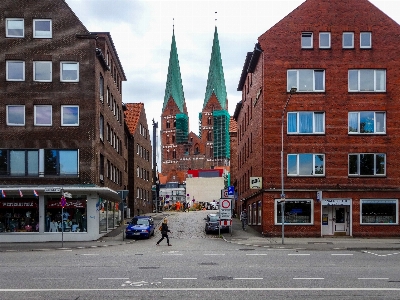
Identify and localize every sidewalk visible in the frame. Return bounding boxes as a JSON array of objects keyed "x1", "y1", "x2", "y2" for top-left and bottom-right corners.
[{"x1": 222, "y1": 217, "x2": 400, "y2": 251}]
